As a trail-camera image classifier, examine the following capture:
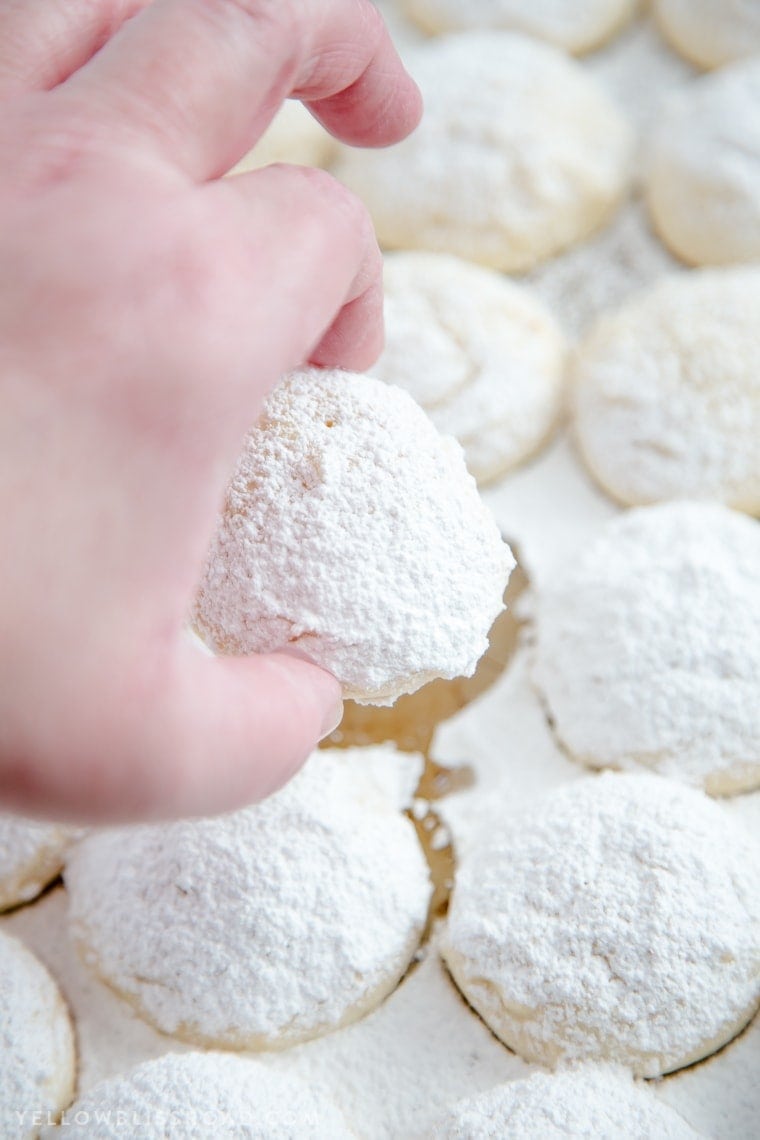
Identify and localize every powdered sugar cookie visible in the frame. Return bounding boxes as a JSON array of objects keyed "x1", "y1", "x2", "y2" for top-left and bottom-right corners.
[
  {"x1": 0, "y1": 817, "x2": 79, "y2": 913},
  {"x1": 47, "y1": 1052, "x2": 352, "y2": 1139},
  {"x1": 193, "y1": 367, "x2": 513, "y2": 705},
  {"x1": 402, "y1": 0, "x2": 638, "y2": 55},
  {"x1": 371, "y1": 253, "x2": 567, "y2": 484},
  {"x1": 228, "y1": 100, "x2": 335, "y2": 175},
  {"x1": 333, "y1": 33, "x2": 633, "y2": 272},
  {"x1": 573, "y1": 270, "x2": 760, "y2": 512},
  {"x1": 533, "y1": 502, "x2": 760, "y2": 794},
  {"x1": 442, "y1": 773, "x2": 760, "y2": 1077},
  {"x1": 0, "y1": 930, "x2": 76, "y2": 1139},
  {"x1": 654, "y1": 0, "x2": 760, "y2": 70},
  {"x1": 66, "y1": 748, "x2": 431, "y2": 1050},
  {"x1": 432, "y1": 1065, "x2": 702, "y2": 1139},
  {"x1": 645, "y1": 61, "x2": 760, "y2": 265}
]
